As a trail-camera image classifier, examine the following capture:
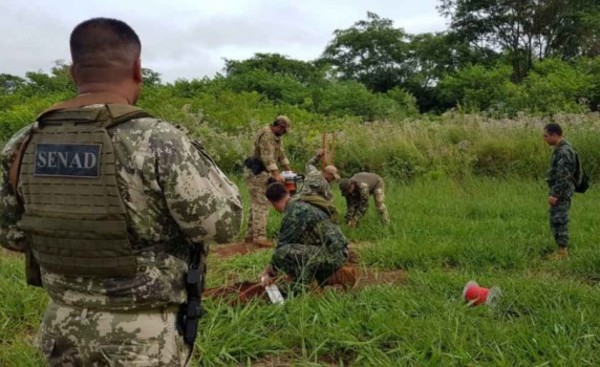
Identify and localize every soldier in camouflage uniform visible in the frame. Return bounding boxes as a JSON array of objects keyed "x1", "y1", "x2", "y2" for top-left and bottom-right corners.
[
  {"x1": 260, "y1": 183, "x2": 351, "y2": 294},
  {"x1": 544, "y1": 123, "x2": 577, "y2": 259},
  {"x1": 339, "y1": 172, "x2": 390, "y2": 227},
  {"x1": 244, "y1": 116, "x2": 291, "y2": 247},
  {"x1": 0, "y1": 18, "x2": 242, "y2": 366},
  {"x1": 298, "y1": 149, "x2": 340, "y2": 201}
]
